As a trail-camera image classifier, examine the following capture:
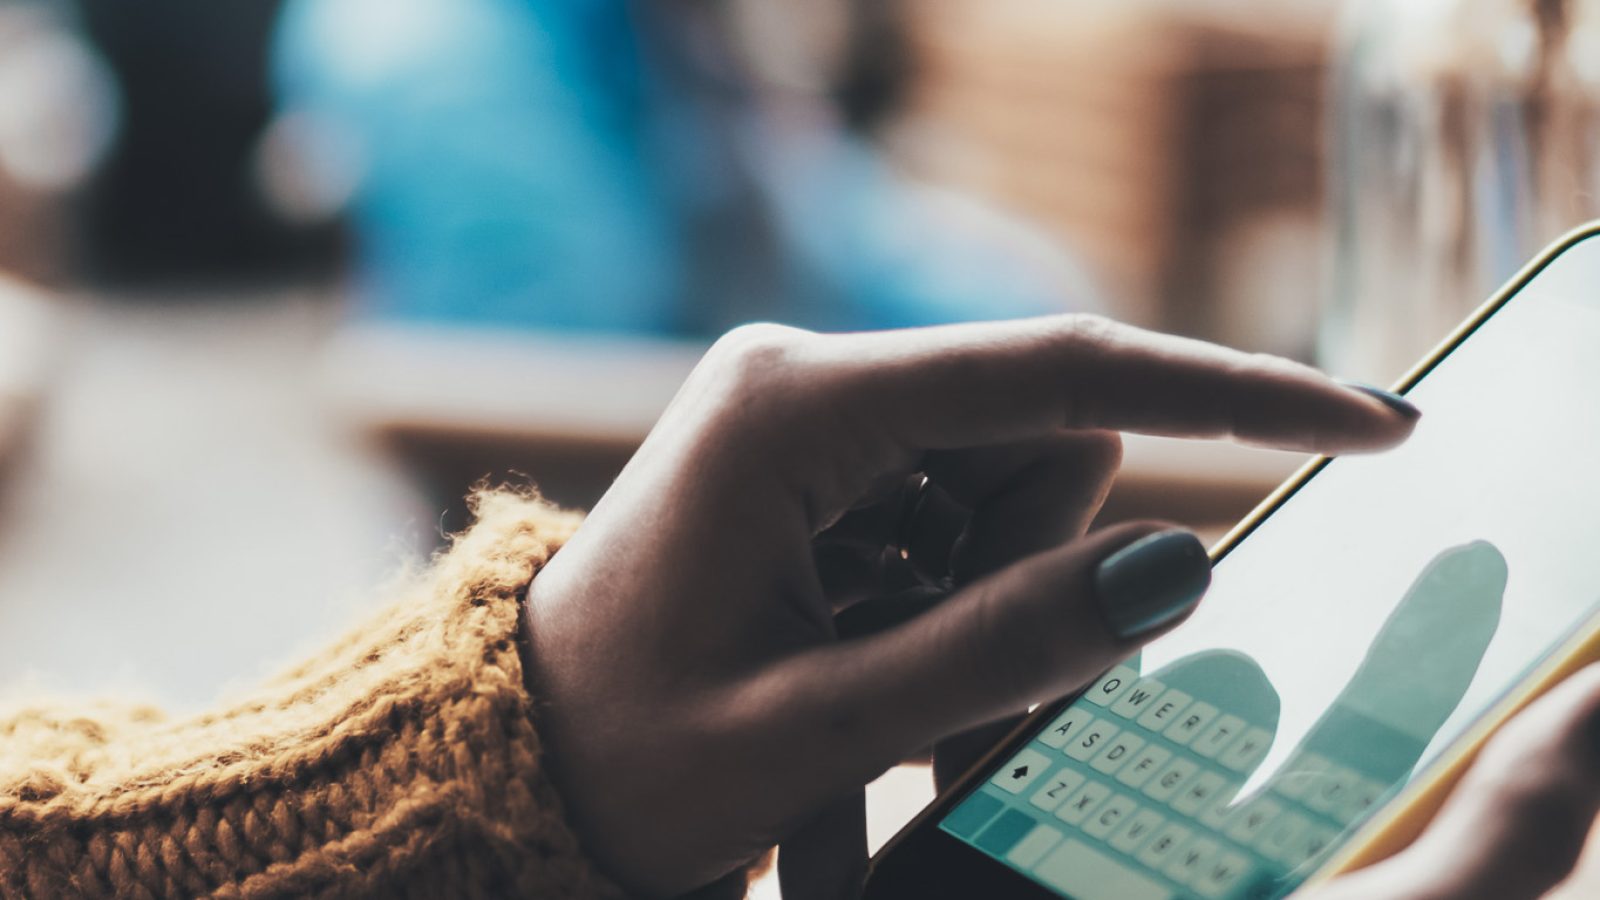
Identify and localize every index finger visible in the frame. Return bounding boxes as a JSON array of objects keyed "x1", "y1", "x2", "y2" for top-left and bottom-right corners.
[{"x1": 812, "y1": 314, "x2": 1418, "y2": 456}]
